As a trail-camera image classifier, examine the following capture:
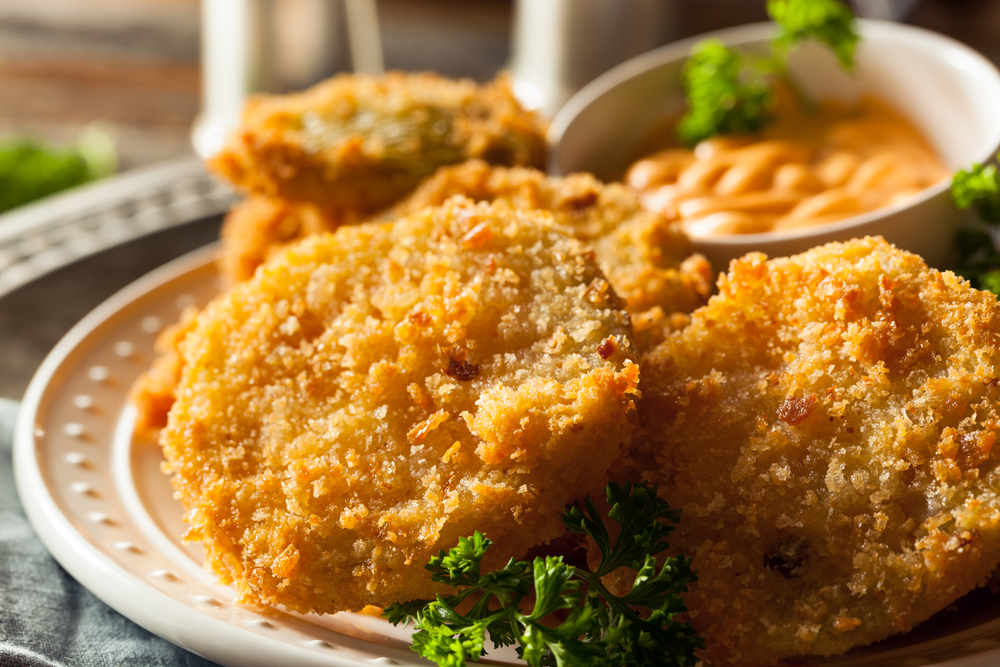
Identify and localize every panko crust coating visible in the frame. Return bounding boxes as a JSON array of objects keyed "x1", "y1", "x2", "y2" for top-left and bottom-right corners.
[
  {"x1": 162, "y1": 198, "x2": 640, "y2": 614},
  {"x1": 143, "y1": 160, "x2": 709, "y2": 433},
  {"x1": 635, "y1": 237, "x2": 1000, "y2": 665},
  {"x1": 133, "y1": 197, "x2": 326, "y2": 431},
  {"x1": 215, "y1": 161, "x2": 713, "y2": 346},
  {"x1": 387, "y1": 160, "x2": 713, "y2": 349},
  {"x1": 129, "y1": 305, "x2": 199, "y2": 438},
  {"x1": 209, "y1": 72, "x2": 547, "y2": 214},
  {"x1": 138, "y1": 160, "x2": 711, "y2": 435},
  {"x1": 218, "y1": 196, "x2": 346, "y2": 283}
]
